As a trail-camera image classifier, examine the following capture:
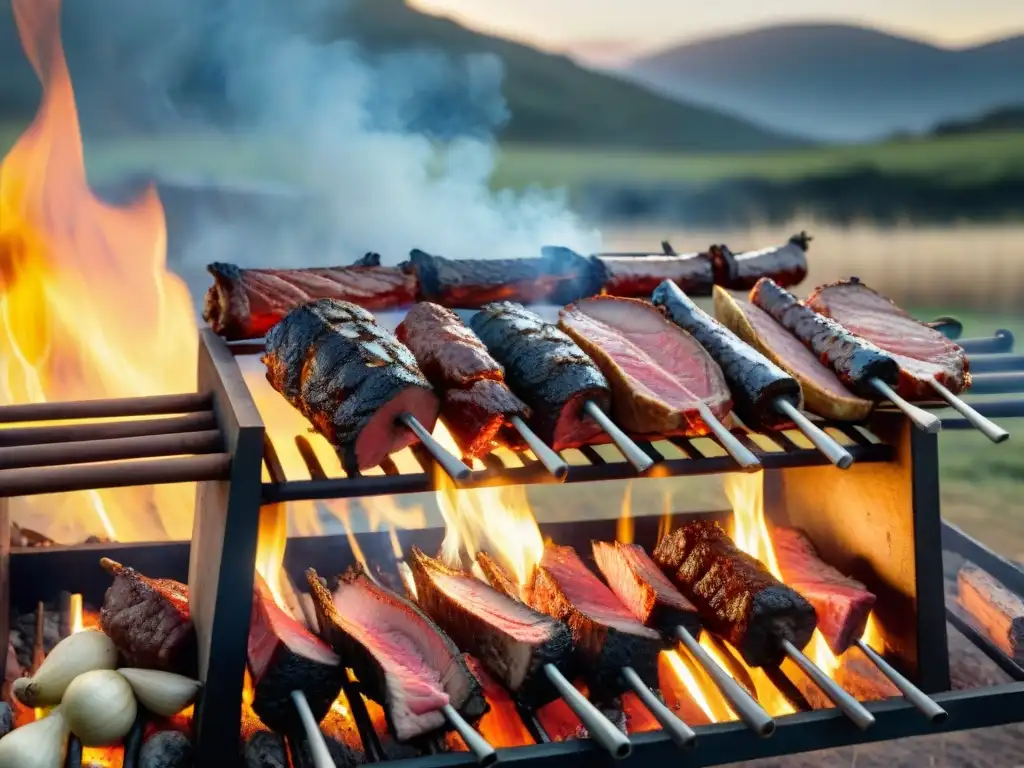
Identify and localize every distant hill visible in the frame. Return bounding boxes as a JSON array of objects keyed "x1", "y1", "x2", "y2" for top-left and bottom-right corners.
[
  {"x1": 933, "y1": 106, "x2": 1024, "y2": 136},
  {"x1": 0, "y1": 0, "x2": 800, "y2": 152},
  {"x1": 623, "y1": 23, "x2": 1024, "y2": 142}
]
